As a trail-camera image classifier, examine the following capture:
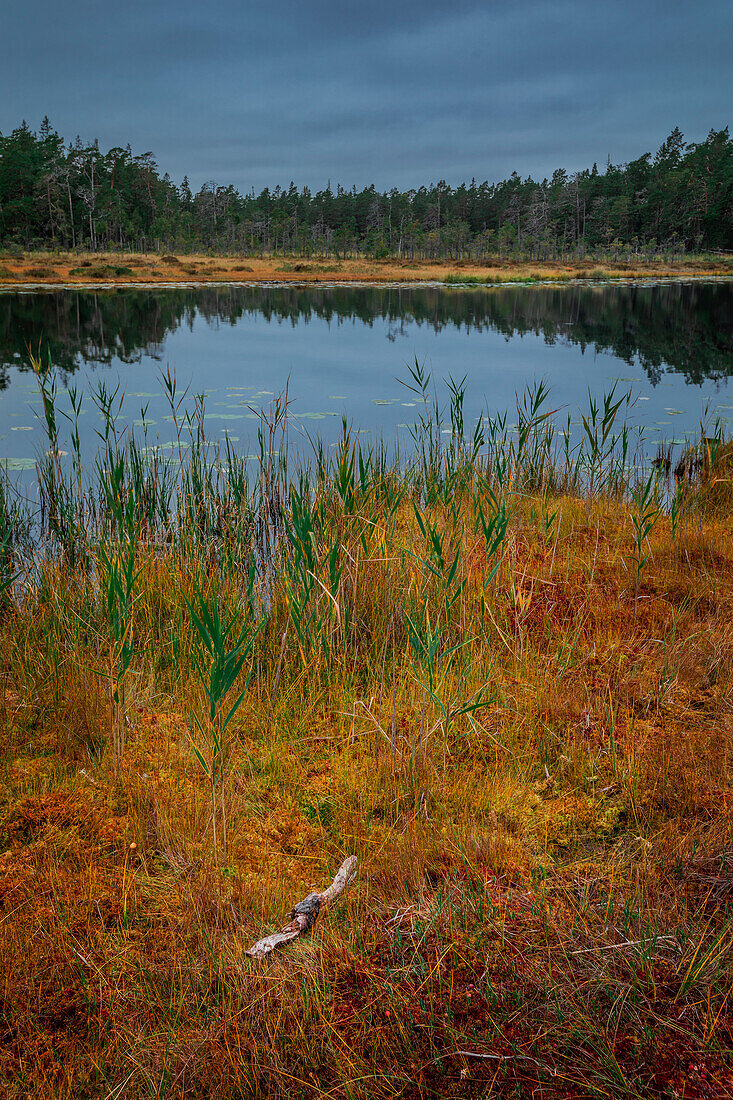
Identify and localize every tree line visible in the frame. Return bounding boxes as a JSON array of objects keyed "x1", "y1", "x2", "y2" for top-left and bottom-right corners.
[{"x1": 0, "y1": 118, "x2": 731, "y2": 259}]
